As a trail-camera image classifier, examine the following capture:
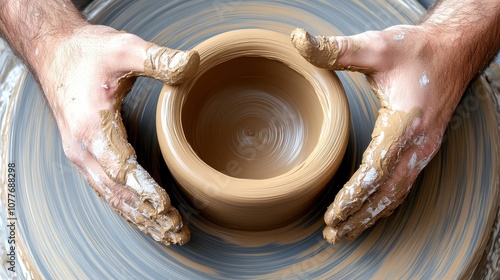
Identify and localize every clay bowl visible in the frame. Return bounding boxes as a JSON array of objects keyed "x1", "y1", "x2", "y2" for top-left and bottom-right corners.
[{"x1": 157, "y1": 29, "x2": 349, "y2": 230}]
